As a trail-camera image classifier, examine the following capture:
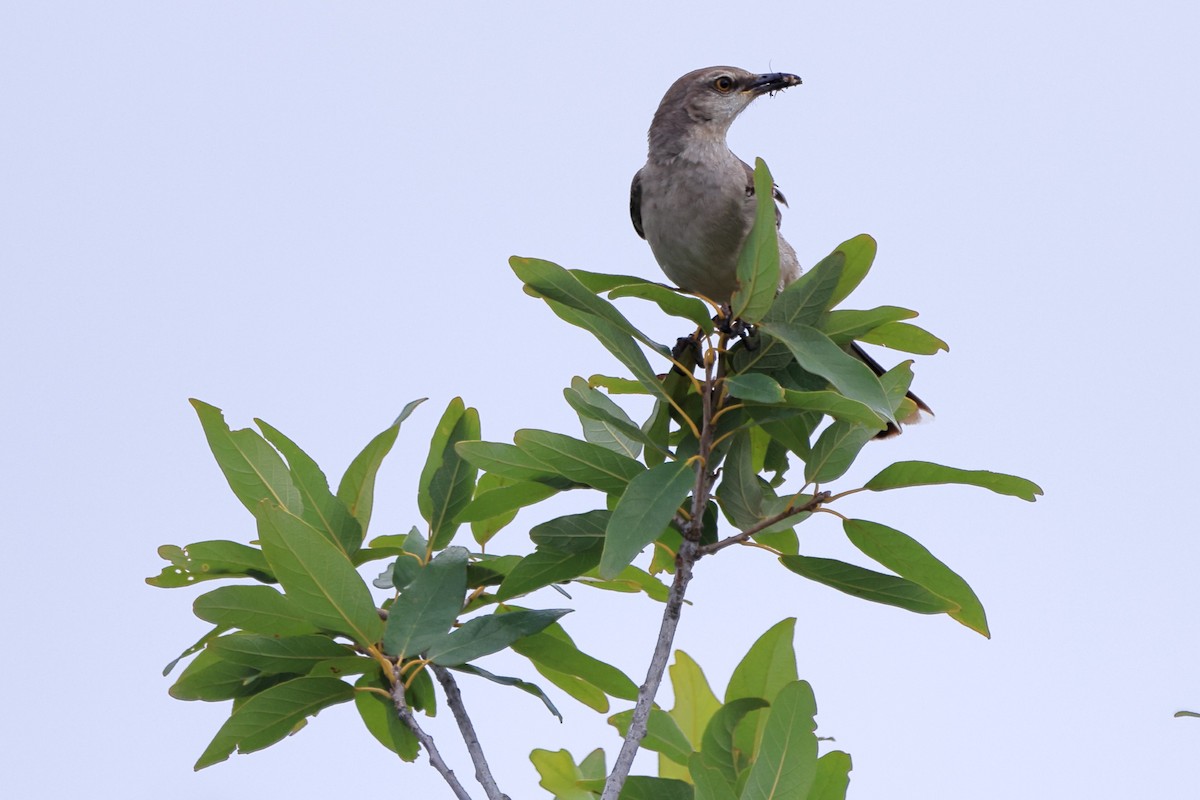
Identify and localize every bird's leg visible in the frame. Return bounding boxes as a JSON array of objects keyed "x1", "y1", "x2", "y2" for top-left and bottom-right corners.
[
  {"x1": 671, "y1": 332, "x2": 703, "y2": 375},
  {"x1": 713, "y1": 305, "x2": 760, "y2": 351}
]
